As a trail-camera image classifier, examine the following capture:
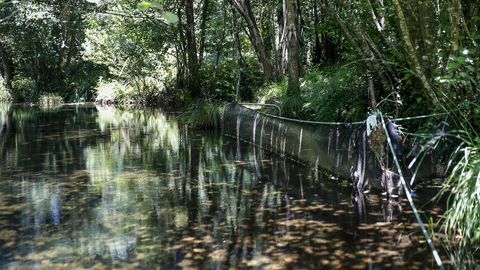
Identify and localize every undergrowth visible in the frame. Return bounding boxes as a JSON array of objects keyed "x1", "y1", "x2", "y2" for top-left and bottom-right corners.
[
  {"x1": 0, "y1": 84, "x2": 12, "y2": 102},
  {"x1": 439, "y1": 102, "x2": 480, "y2": 246},
  {"x1": 180, "y1": 100, "x2": 222, "y2": 129},
  {"x1": 256, "y1": 65, "x2": 368, "y2": 122},
  {"x1": 443, "y1": 135, "x2": 480, "y2": 245},
  {"x1": 39, "y1": 93, "x2": 64, "y2": 109}
]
